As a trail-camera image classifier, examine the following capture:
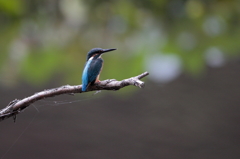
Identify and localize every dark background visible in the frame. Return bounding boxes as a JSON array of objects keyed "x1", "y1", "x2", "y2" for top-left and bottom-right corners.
[{"x1": 1, "y1": 0, "x2": 240, "y2": 159}]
